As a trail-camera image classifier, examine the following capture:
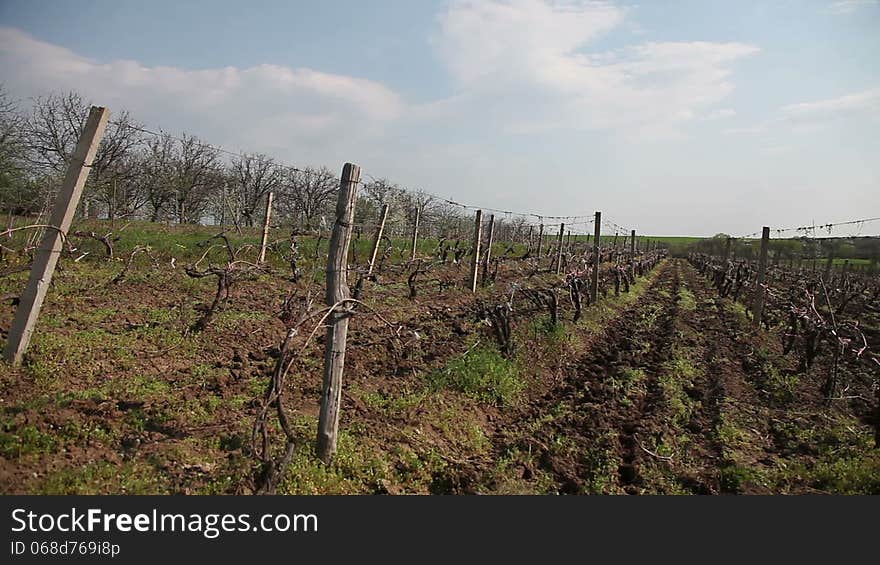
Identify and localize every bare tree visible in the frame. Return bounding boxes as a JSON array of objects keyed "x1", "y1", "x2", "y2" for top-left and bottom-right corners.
[
  {"x1": 22, "y1": 91, "x2": 142, "y2": 216},
  {"x1": 140, "y1": 133, "x2": 177, "y2": 222},
  {"x1": 230, "y1": 153, "x2": 284, "y2": 227},
  {"x1": 0, "y1": 85, "x2": 34, "y2": 213},
  {"x1": 169, "y1": 134, "x2": 221, "y2": 224},
  {"x1": 278, "y1": 166, "x2": 337, "y2": 232}
]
